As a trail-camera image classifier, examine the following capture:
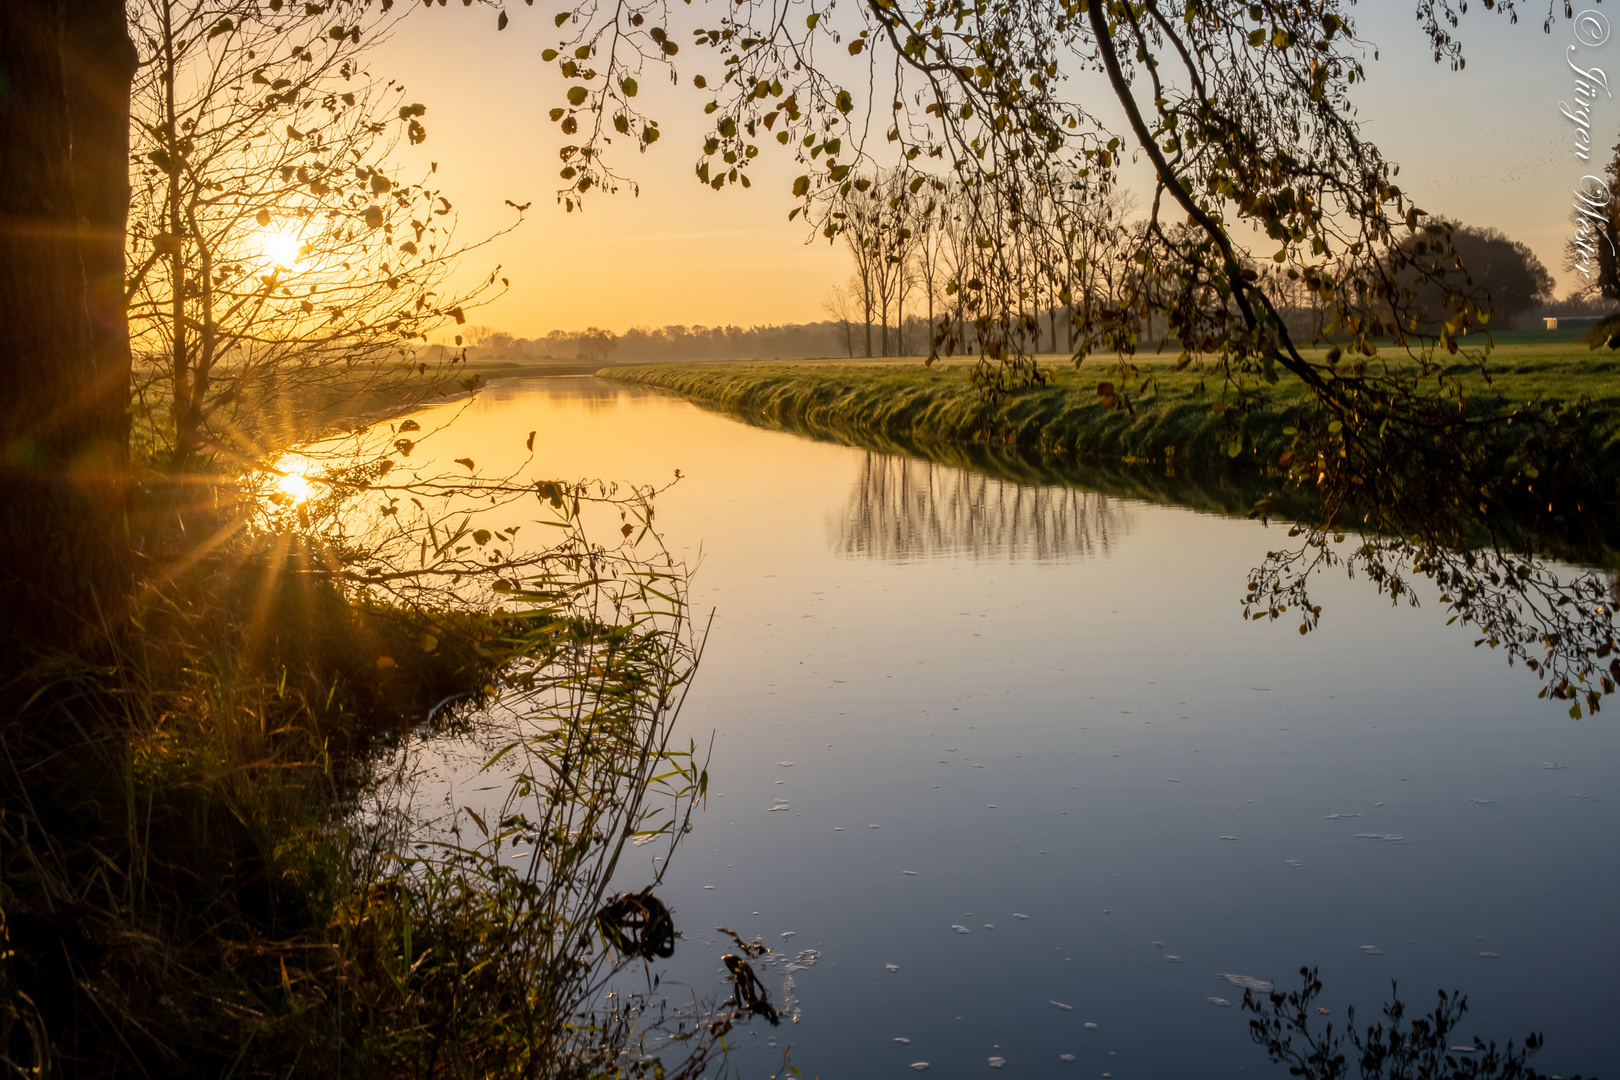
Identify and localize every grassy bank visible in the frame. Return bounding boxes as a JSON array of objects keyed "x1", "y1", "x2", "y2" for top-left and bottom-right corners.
[
  {"x1": 0, "y1": 543, "x2": 505, "y2": 1075},
  {"x1": 3, "y1": 463, "x2": 720, "y2": 1074},
  {"x1": 600, "y1": 346, "x2": 1620, "y2": 482}
]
